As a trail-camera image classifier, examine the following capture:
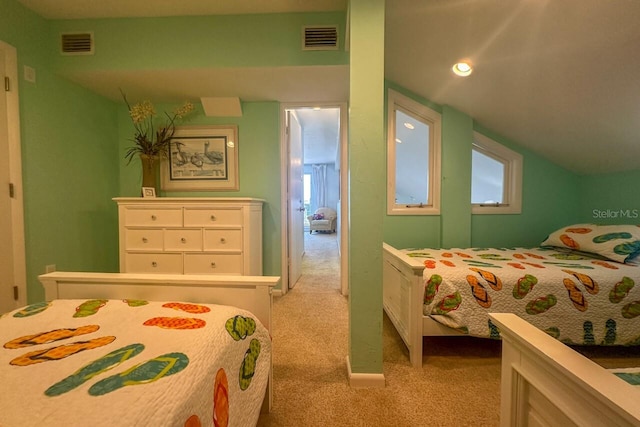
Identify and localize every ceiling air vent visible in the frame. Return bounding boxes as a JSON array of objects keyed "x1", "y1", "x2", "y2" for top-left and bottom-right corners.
[
  {"x1": 303, "y1": 25, "x2": 339, "y2": 51},
  {"x1": 61, "y1": 32, "x2": 94, "y2": 55}
]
